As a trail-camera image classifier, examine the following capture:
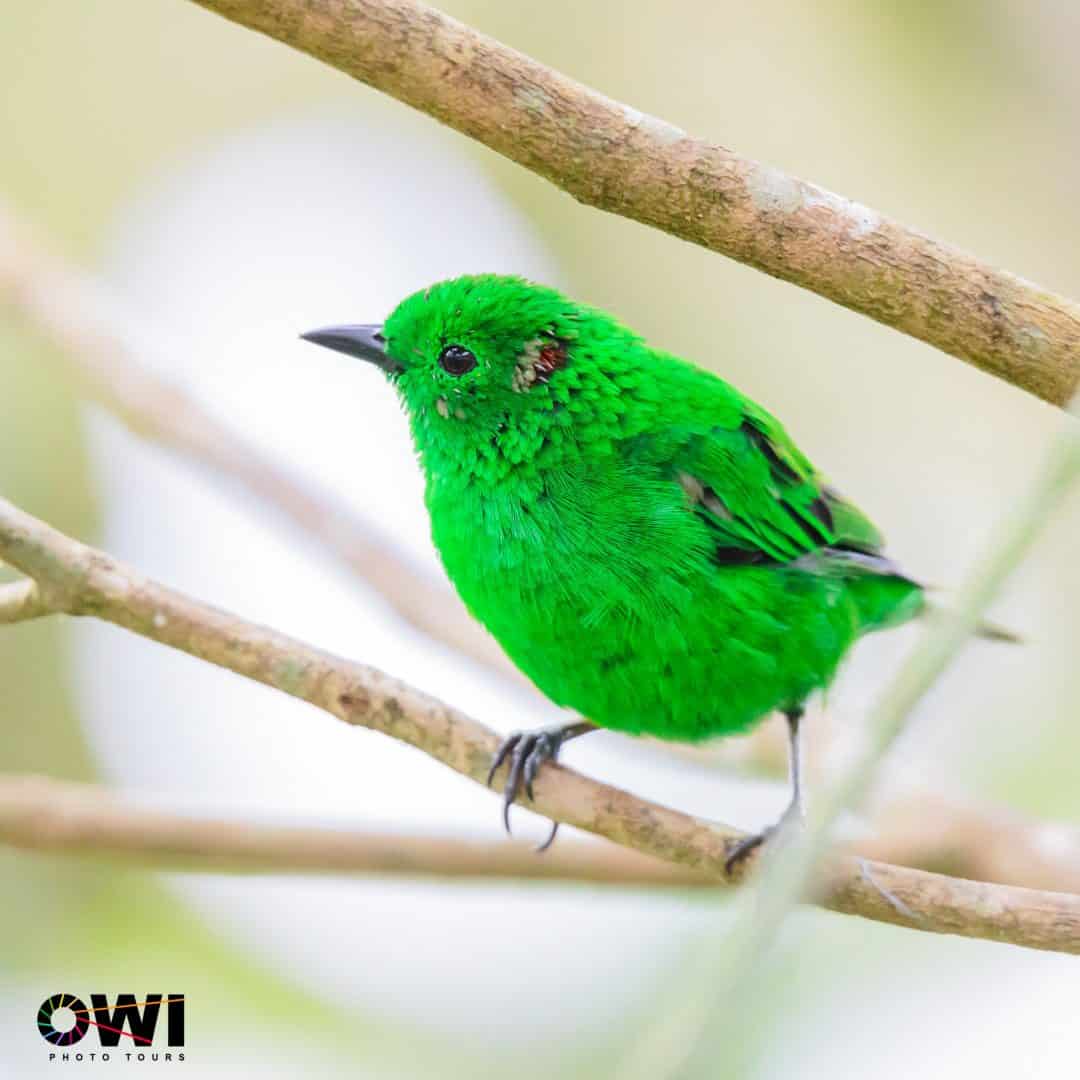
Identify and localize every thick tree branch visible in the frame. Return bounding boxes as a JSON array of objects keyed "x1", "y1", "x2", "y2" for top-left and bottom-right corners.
[
  {"x1": 3, "y1": 494, "x2": 1080, "y2": 953},
  {"x1": 188, "y1": 0, "x2": 1080, "y2": 406},
  {"x1": 0, "y1": 200, "x2": 512, "y2": 675}
]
